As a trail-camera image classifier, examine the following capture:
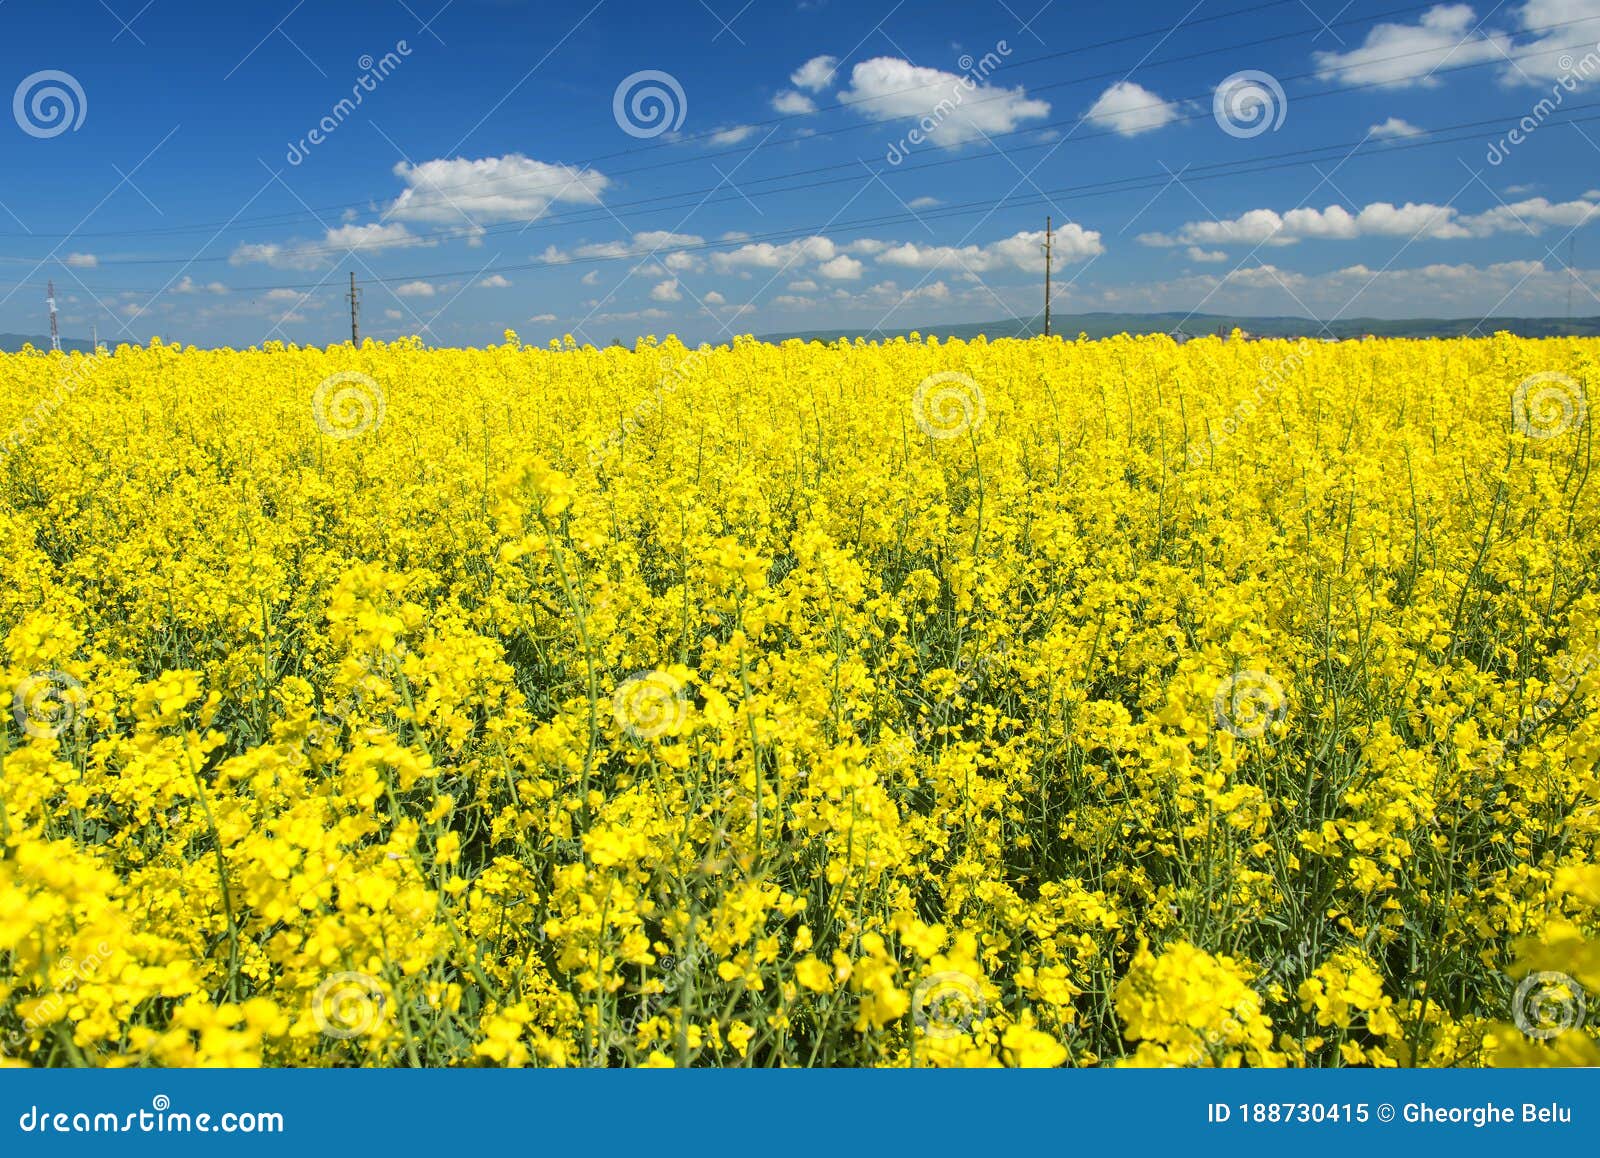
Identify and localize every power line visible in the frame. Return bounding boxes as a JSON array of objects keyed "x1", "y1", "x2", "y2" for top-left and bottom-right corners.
[
  {"x1": 0, "y1": 0, "x2": 1559, "y2": 243},
  {"x1": 30, "y1": 104, "x2": 1600, "y2": 299}
]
